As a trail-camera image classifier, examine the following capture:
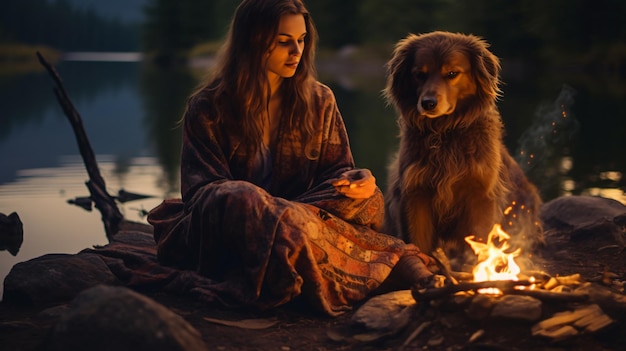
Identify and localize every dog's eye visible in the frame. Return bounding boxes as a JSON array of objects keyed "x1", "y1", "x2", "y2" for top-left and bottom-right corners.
[
  {"x1": 445, "y1": 71, "x2": 459, "y2": 79},
  {"x1": 415, "y1": 72, "x2": 428, "y2": 80}
]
